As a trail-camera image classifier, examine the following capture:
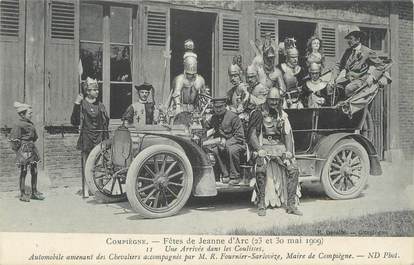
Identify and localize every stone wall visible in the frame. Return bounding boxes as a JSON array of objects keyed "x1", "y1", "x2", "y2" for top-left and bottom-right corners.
[{"x1": 255, "y1": 1, "x2": 389, "y2": 25}]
